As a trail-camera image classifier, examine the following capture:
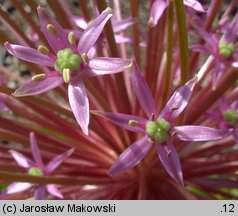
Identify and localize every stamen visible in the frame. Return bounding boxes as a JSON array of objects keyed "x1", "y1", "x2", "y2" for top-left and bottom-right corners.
[
  {"x1": 128, "y1": 120, "x2": 139, "y2": 127},
  {"x1": 81, "y1": 53, "x2": 89, "y2": 64},
  {"x1": 47, "y1": 24, "x2": 58, "y2": 36},
  {"x1": 37, "y1": 45, "x2": 49, "y2": 54},
  {"x1": 68, "y1": 32, "x2": 76, "y2": 44},
  {"x1": 63, "y1": 68, "x2": 71, "y2": 83},
  {"x1": 32, "y1": 74, "x2": 46, "y2": 82}
]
